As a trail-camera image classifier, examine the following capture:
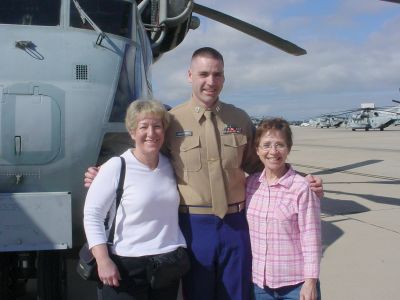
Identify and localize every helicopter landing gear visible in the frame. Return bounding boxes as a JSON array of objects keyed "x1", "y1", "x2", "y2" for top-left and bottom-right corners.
[
  {"x1": 352, "y1": 128, "x2": 356, "y2": 131},
  {"x1": 37, "y1": 251, "x2": 67, "y2": 300},
  {"x1": 365, "y1": 128, "x2": 369, "y2": 131},
  {"x1": 380, "y1": 127, "x2": 384, "y2": 131}
]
